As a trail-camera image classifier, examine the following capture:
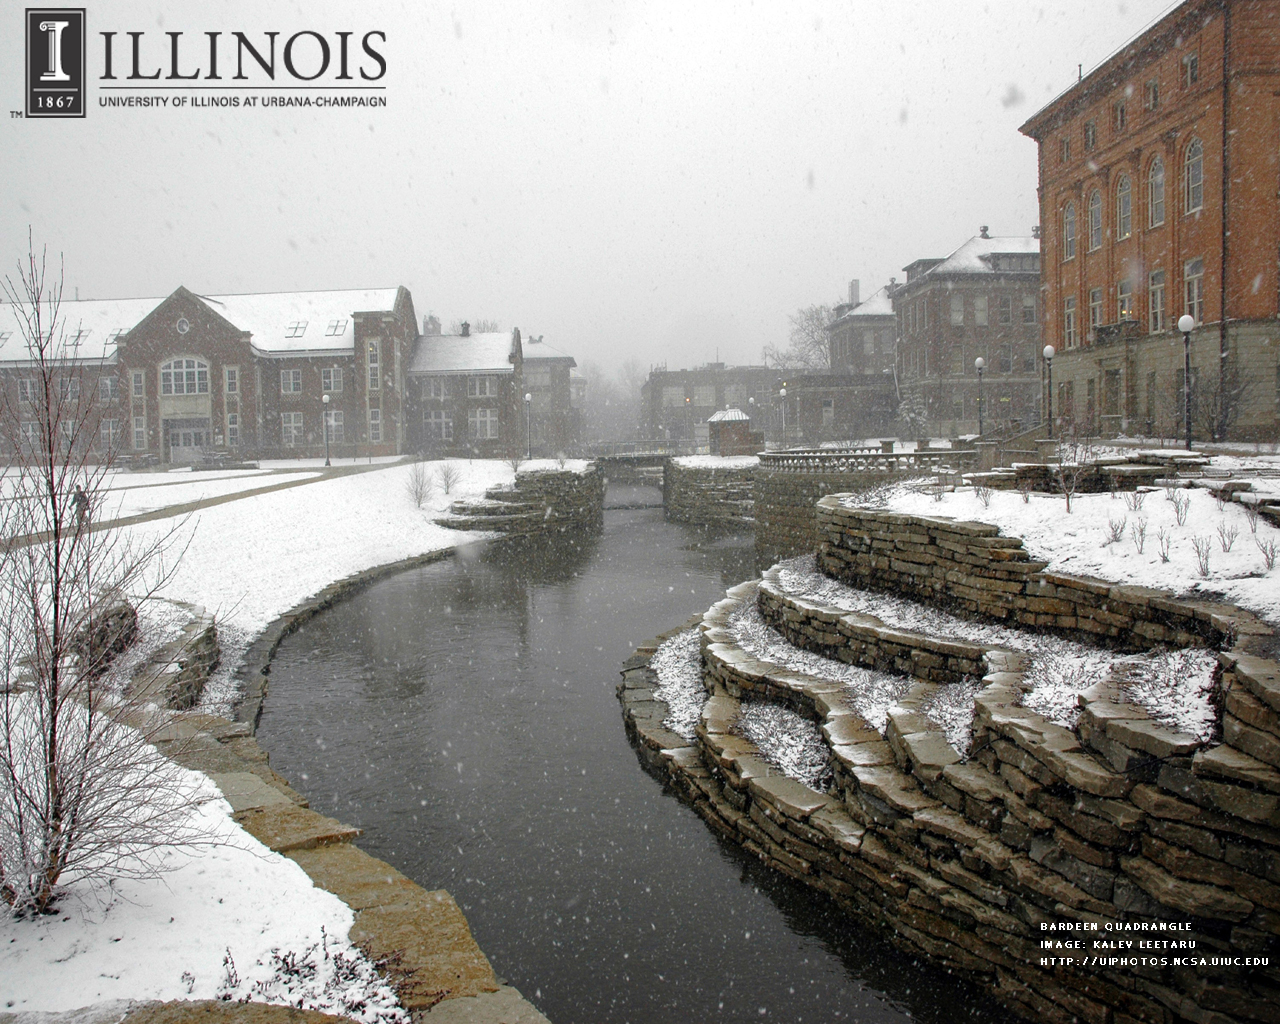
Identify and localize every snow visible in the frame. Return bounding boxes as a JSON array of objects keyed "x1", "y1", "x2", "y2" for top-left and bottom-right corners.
[
  {"x1": 868, "y1": 477, "x2": 1280, "y2": 625},
  {"x1": 734, "y1": 702, "x2": 833, "y2": 792},
  {"x1": 517, "y1": 458, "x2": 593, "y2": 475},
  {"x1": 649, "y1": 628, "x2": 706, "y2": 741},
  {"x1": 672, "y1": 455, "x2": 760, "y2": 469},
  {"x1": 920, "y1": 678, "x2": 984, "y2": 755},
  {"x1": 1117, "y1": 648, "x2": 1220, "y2": 742}
]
